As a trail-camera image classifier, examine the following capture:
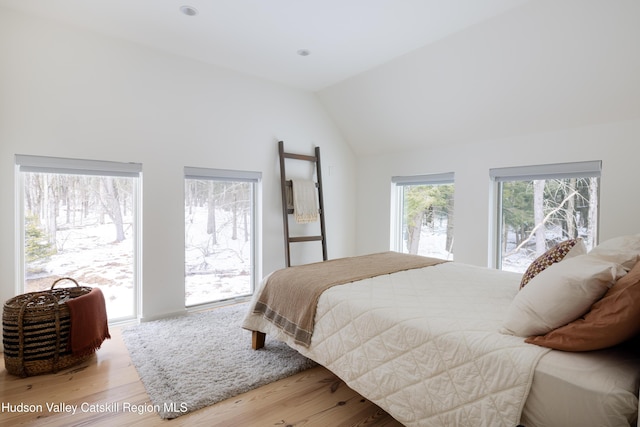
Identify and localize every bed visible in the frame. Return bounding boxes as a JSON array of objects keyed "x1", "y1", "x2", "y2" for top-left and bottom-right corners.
[{"x1": 242, "y1": 239, "x2": 640, "y2": 427}]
